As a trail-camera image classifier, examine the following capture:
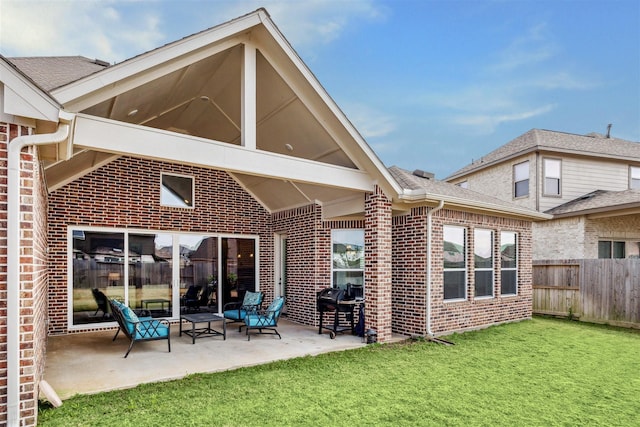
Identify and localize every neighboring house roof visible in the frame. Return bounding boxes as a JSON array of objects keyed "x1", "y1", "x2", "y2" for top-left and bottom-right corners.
[
  {"x1": 389, "y1": 166, "x2": 550, "y2": 220},
  {"x1": 7, "y1": 56, "x2": 109, "y2": 92},
  {"x1": 545, "y1": 189, "x2": 640, "y2": 218},
  {"x1": 447, "y1": 128, "x2": 640, "y2": 180}
]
